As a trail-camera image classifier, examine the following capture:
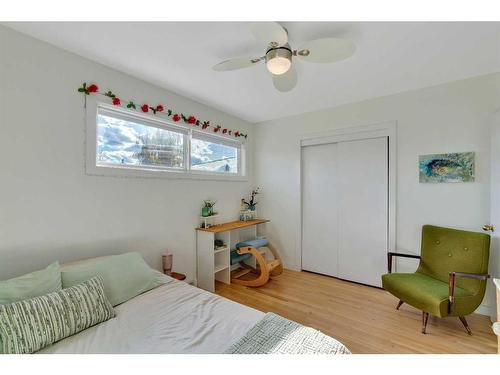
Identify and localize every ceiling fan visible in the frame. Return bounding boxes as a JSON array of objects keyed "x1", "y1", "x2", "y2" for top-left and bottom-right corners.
[{"x1": 212, "y1": 22, "x2": 356, "y2": 92}]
